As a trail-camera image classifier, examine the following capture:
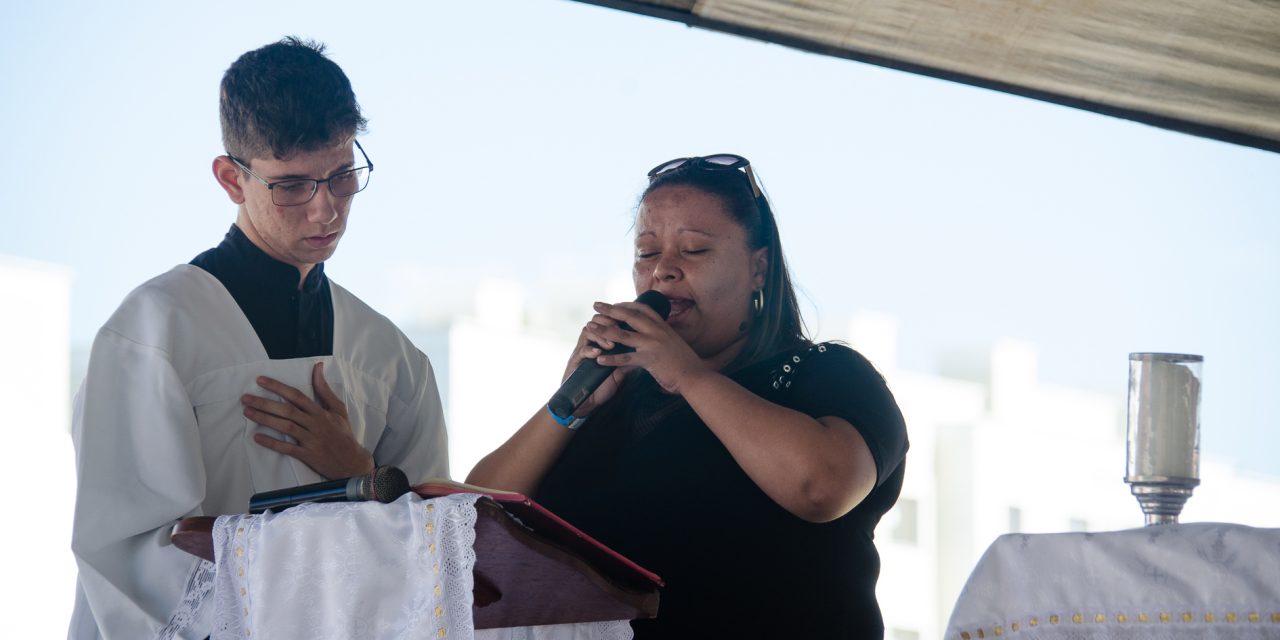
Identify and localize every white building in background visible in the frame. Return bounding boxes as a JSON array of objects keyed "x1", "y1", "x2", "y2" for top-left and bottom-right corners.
[
  {"x1": 0, "y1": 256, "x2": 76, "y2": 635},
  {"x1": 408, "y1": 279, "x2": 580, "y2": 473},
  {"x1": 846, "y1": 315, "x2": 1279, "y2": 640},
  {"x1": 412, "y1": 281, "x2": 1280, "y2": 640}
]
